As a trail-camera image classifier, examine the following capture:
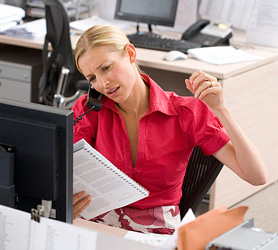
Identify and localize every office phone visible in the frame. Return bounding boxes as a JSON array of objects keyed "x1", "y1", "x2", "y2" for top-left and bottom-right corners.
[
  {"x1": 86, "y1": 85, "x2": 102, "y2": 111},
  {"x1": 181, "y1": 19, "x2": 233, "y2": 47},
  {"x1": 73, "y1": 85, "x2": 102, "y2": 125}
]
